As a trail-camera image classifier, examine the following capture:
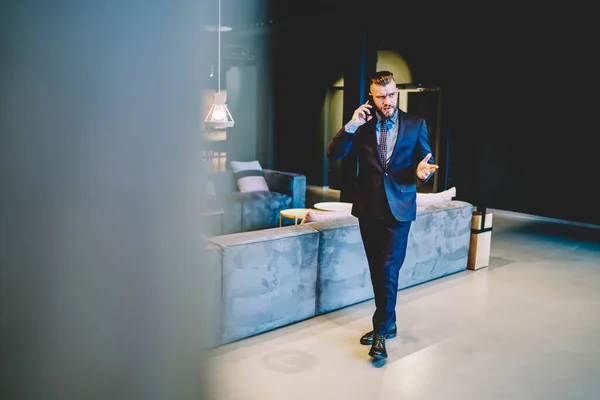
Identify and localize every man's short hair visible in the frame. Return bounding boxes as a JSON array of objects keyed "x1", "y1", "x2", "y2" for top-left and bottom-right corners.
[{"x1": 369, "y1": 71, "x2": 395, "y2": 87}]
